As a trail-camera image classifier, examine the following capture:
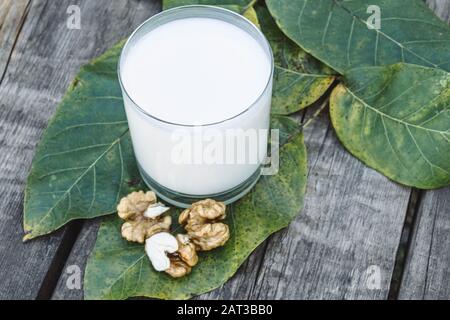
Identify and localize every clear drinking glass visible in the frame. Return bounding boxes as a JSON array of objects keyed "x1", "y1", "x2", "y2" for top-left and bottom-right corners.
[{"x1": 118, "y1": 5, "x2": 274, "y2": 207}]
